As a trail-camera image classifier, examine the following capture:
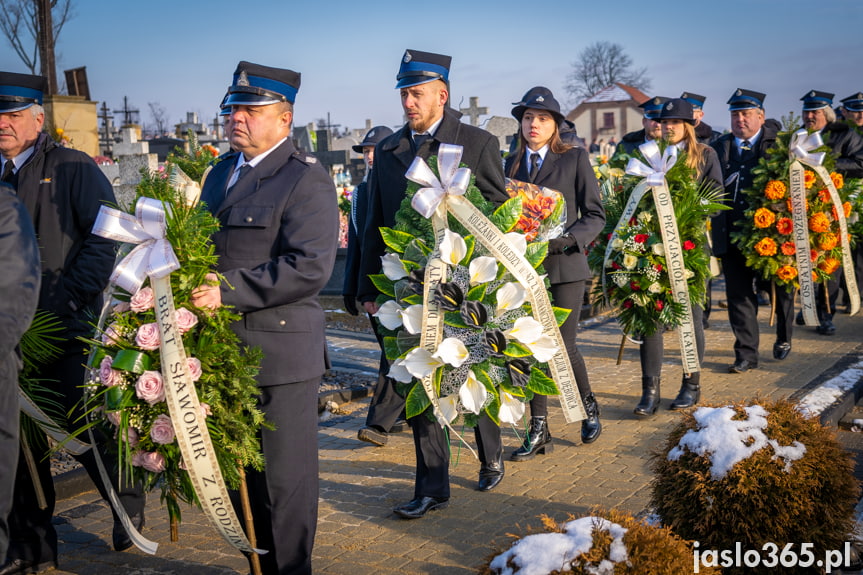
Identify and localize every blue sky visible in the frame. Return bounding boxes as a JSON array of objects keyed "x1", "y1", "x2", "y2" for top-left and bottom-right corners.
[{"x1": 1, "y1": 0, "x2": 861, "y2": 135}]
